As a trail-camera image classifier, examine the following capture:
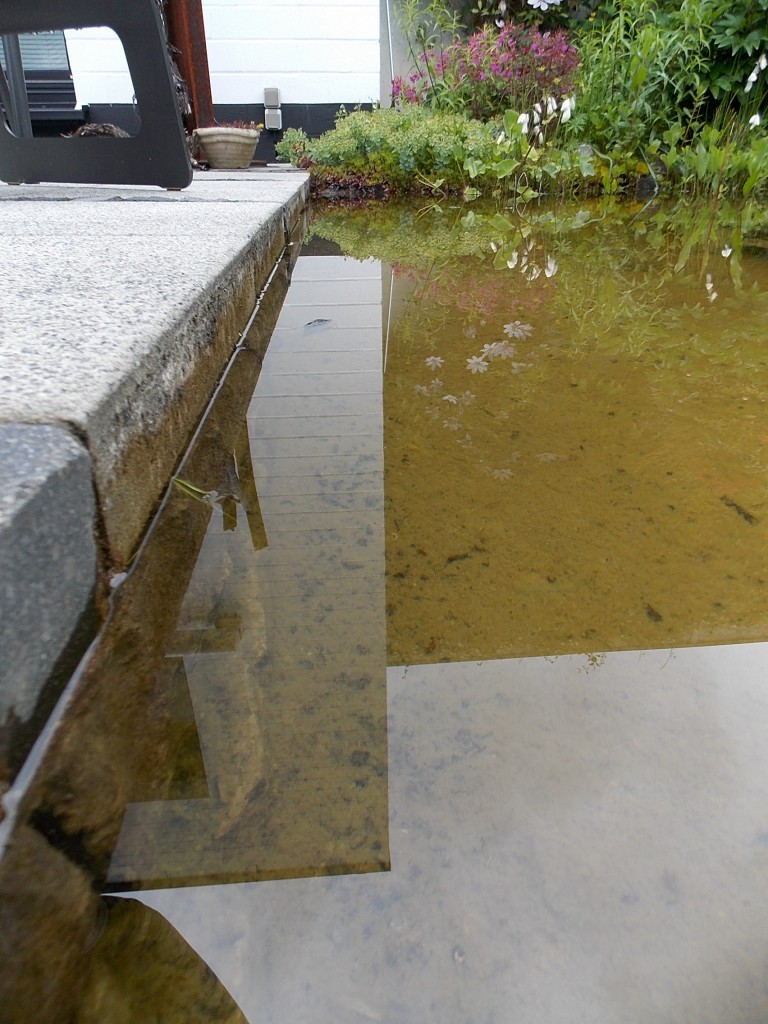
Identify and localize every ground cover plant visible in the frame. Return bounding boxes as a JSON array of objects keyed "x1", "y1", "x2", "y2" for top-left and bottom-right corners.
[{"x1": 276, "y1": 0, "x2": 768, "y2": 202}]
